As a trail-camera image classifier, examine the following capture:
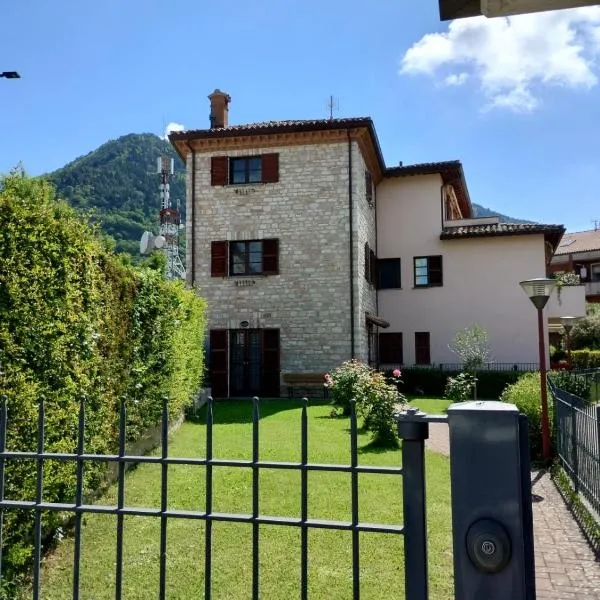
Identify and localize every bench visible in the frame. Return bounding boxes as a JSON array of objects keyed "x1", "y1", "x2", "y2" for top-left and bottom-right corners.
[{"x1": 283, "y1": 373, "x2": 329, "y2": 399}]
